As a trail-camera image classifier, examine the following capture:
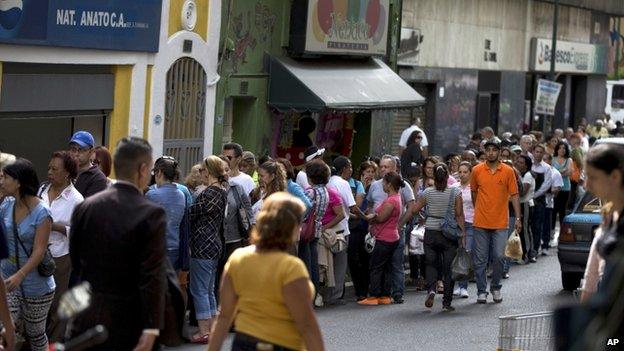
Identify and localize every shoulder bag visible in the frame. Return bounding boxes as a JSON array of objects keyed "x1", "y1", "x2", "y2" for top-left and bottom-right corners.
[
  {"x1": 437, "y1": 187, "x2": 463, "y2": 241},
  {"x1": 12, "y1": 206, "x2": 55, "y2": 278},
  {"x1": 300, "y1": 190, "x2": 317, "y2": 243},
  {"x1": 231, "y1": 185, "x2": 251, "y2": 239}
]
